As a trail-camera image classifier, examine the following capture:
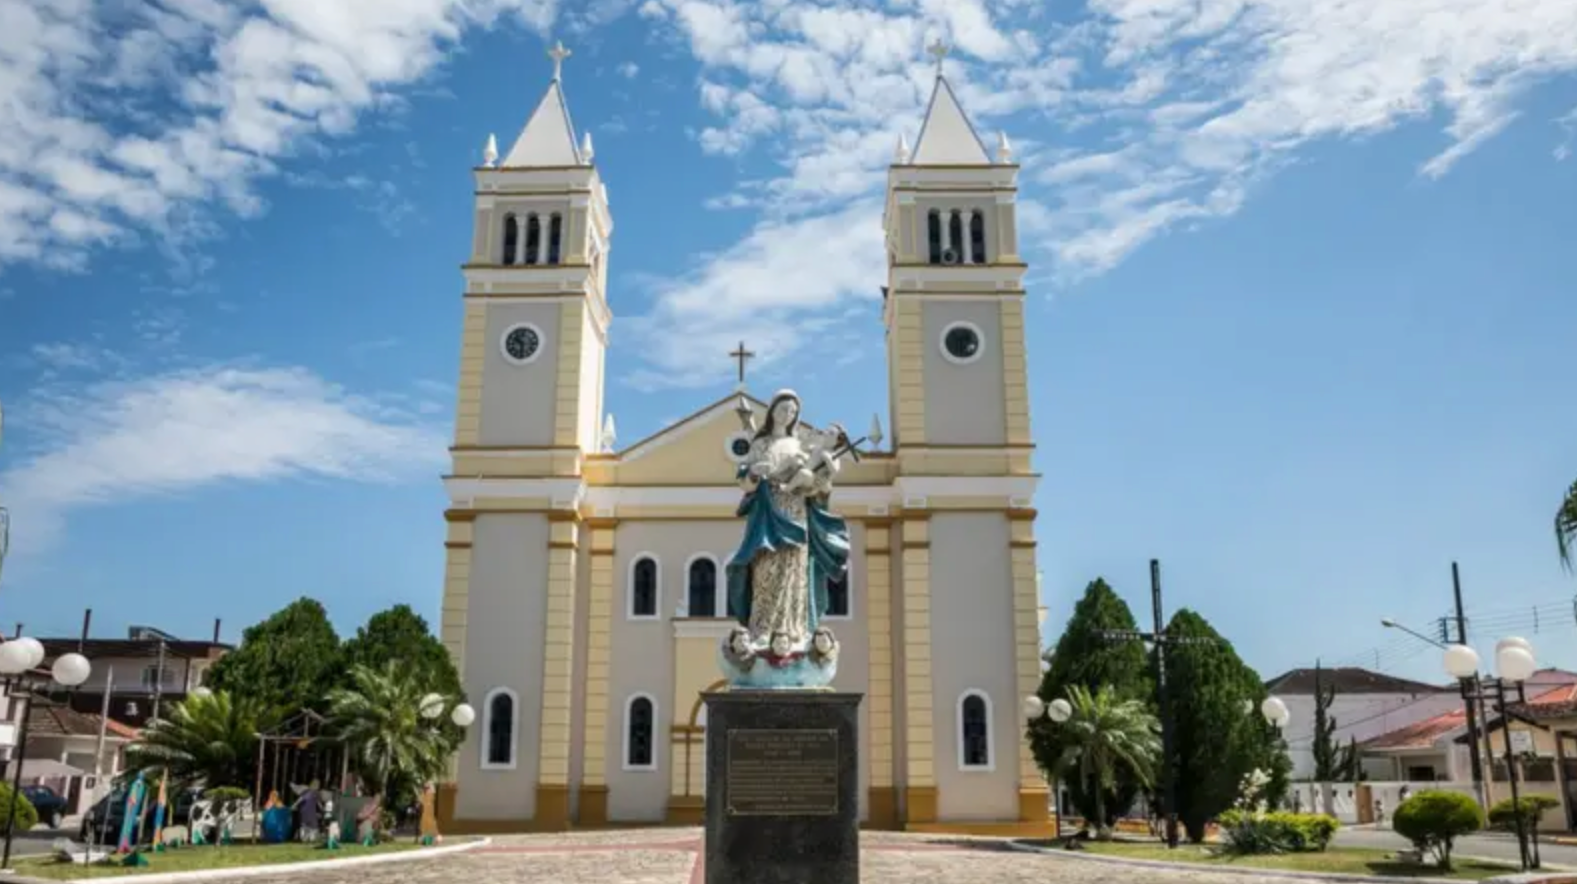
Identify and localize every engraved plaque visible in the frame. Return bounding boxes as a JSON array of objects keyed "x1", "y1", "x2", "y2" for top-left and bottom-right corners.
[{"x1": 725, "y1": 728, "x2": 840, "y2": 817}]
